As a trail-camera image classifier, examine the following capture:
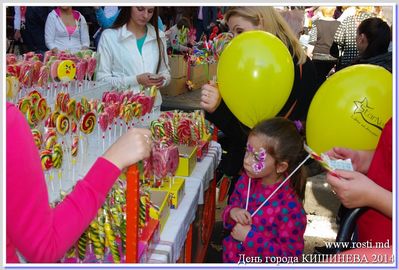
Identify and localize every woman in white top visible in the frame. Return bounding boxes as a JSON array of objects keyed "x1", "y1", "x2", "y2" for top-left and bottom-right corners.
[
  {"x1": 96, "y1": 6, "x2": 170, "y2": 107},
  {"x1": 45, "y1": 6, "x2": 90, "y2": 54}
]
